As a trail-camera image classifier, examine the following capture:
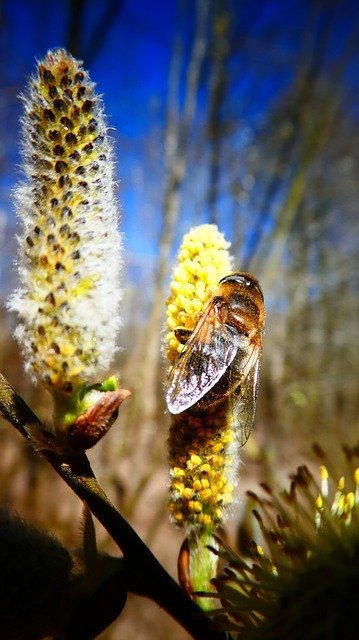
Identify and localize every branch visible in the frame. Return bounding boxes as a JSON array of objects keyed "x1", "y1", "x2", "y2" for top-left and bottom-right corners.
[
  {"x1": 0, "y1": 372, "x2": 41, "y2": 439},
  {"x1": 0, "y1": 373, "x2": 229, "y2": 640}
]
